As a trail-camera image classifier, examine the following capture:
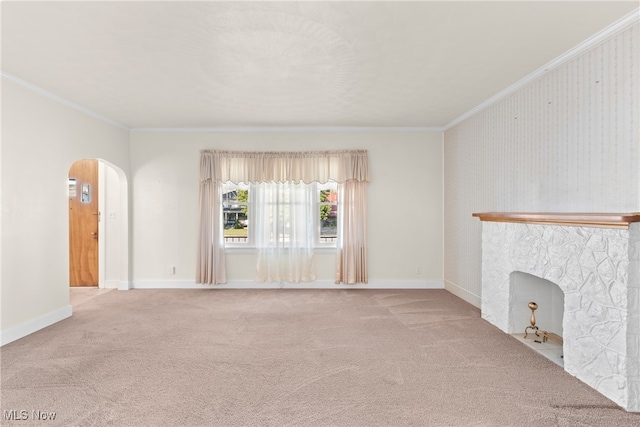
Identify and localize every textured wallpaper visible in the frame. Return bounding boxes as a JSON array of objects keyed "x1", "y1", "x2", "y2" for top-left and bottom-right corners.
[{"x1": 444, "y1": 22, "x2": 640, "y2": 307}]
